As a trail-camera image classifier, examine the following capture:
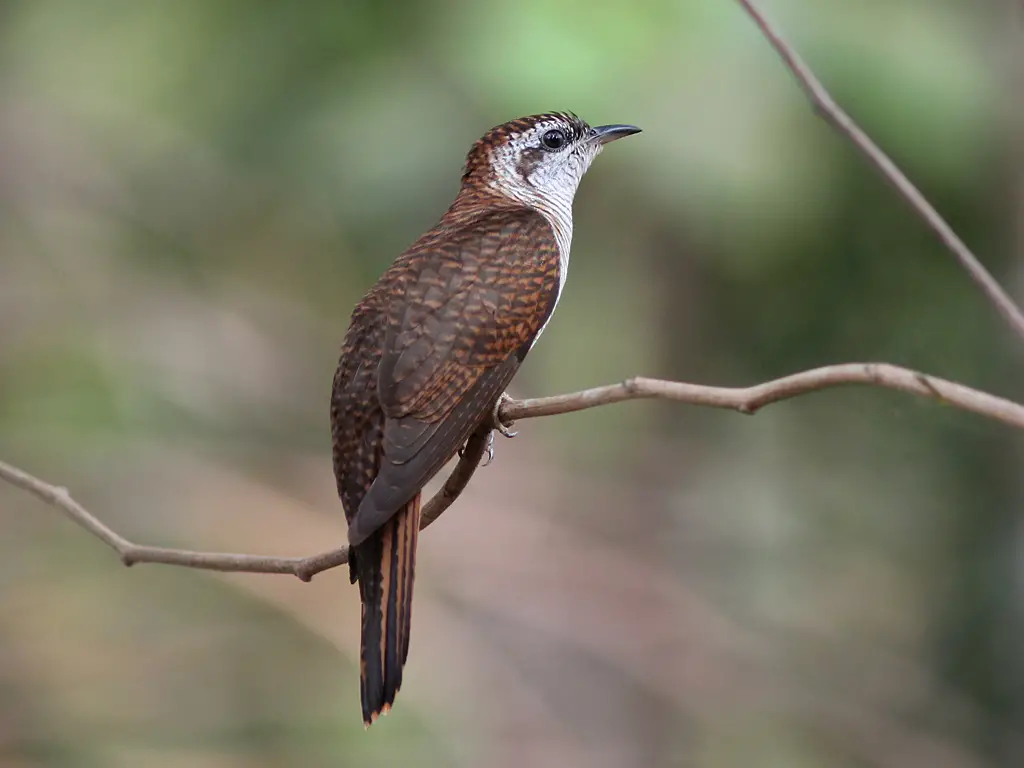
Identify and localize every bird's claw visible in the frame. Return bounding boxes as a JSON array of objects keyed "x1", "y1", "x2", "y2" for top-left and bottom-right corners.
[
  {"x1": 495, "y1": 422, "x2": 518, "y2": 439},
  {"x1": 459, "y1": 430, "x2": 497, "y2": 466},
  {"x1": 478, "y1": 394, "x2": 517, "y2": 468},
  {"x1": 491, "y1": 393, "x2": 518, "y2": 439},
  {"x1": 481, "y1": 431, "x2": 496, "y2": 467}
]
